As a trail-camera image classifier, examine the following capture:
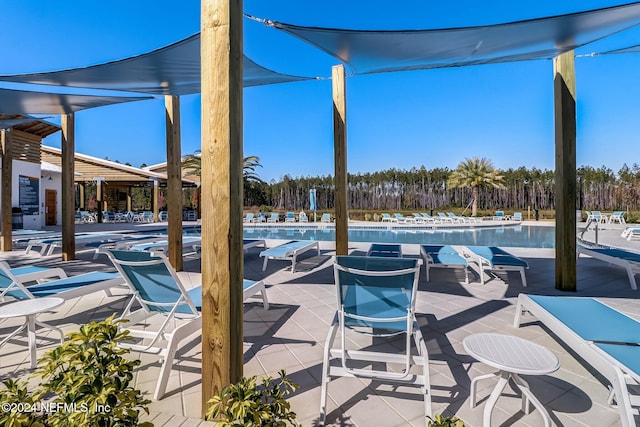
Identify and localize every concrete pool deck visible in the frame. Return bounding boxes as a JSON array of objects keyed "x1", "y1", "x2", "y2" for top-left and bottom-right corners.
[{"x1": 0, "y1": 220, "x2": 638, "y2": 426}]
